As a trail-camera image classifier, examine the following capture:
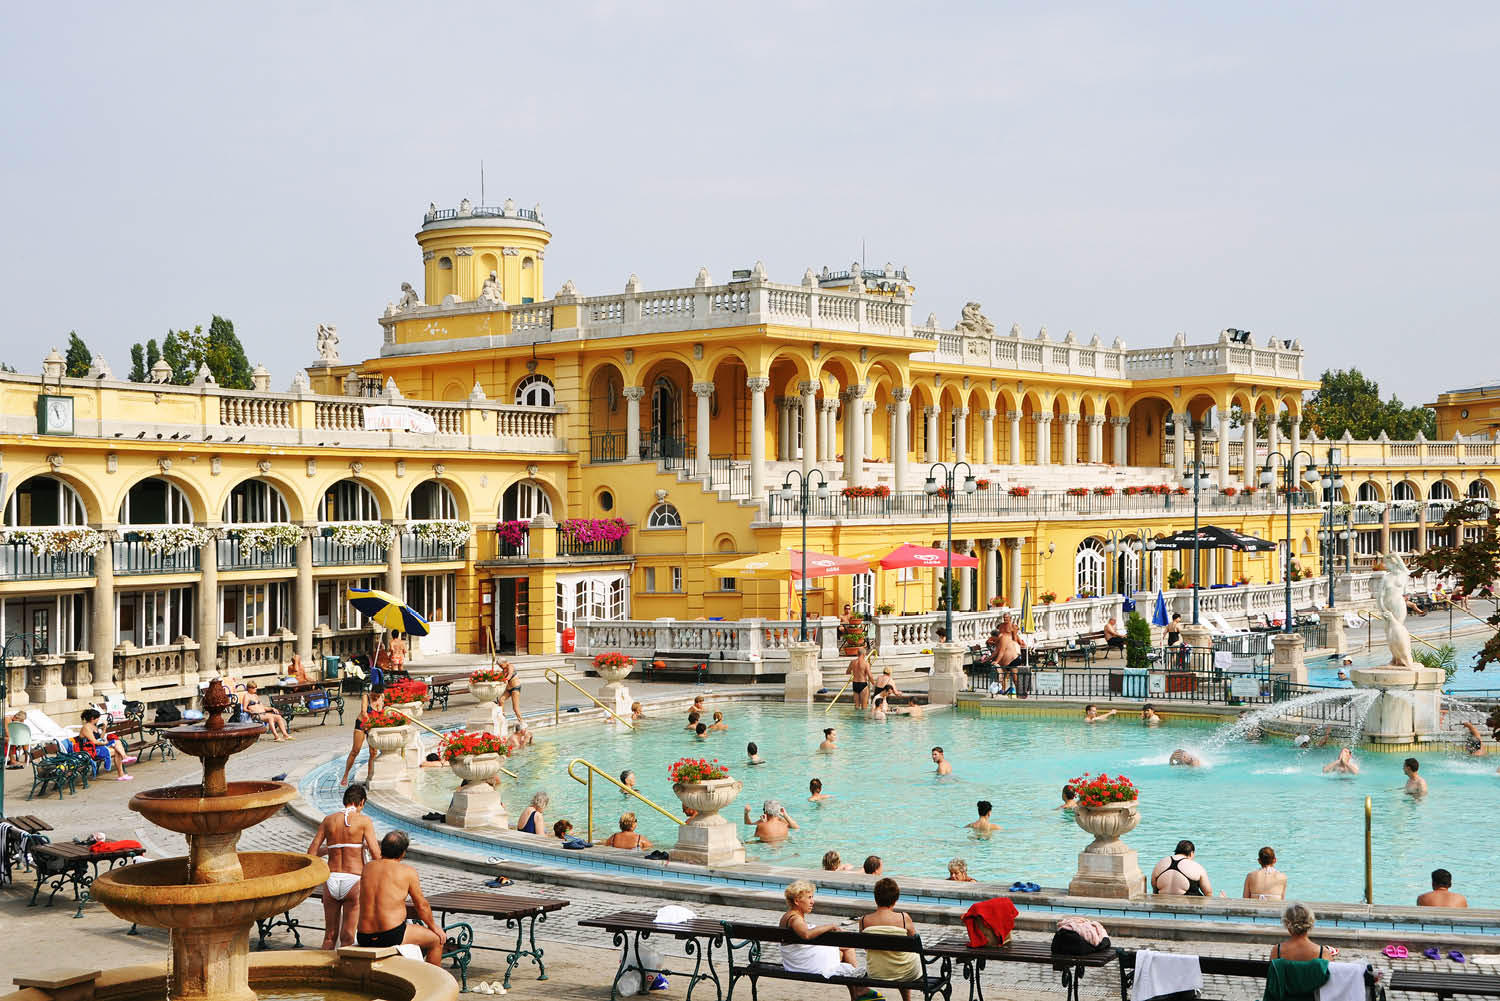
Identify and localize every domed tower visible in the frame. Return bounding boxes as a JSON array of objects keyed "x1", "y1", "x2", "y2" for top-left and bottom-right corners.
[{"x1": 415, "y1": 198, "x2": 552, "y2": 306}]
